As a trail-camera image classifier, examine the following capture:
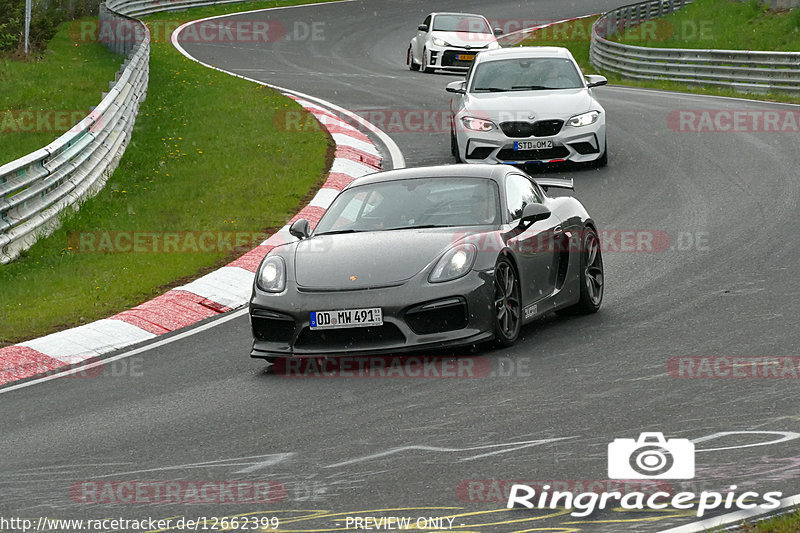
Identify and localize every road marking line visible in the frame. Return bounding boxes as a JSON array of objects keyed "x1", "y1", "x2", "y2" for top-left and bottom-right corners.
[
  {"x1": 234, "y1": 453, "x2": 296, "y2": 474},
  {"x1": 325, "y1": 437, "x2": 577, "y2": 468},
  {"x1": 693, "y1": 430, "x2": 800, "y2": 452},
  {"x1": 83, "y1": 452, "x2": 294, "y2": 479}
]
